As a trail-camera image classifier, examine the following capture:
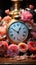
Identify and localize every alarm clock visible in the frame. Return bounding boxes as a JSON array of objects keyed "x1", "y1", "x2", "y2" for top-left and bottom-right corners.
[{"x1": 7, "y1": 19, "x2": 28, "y2": 44}]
